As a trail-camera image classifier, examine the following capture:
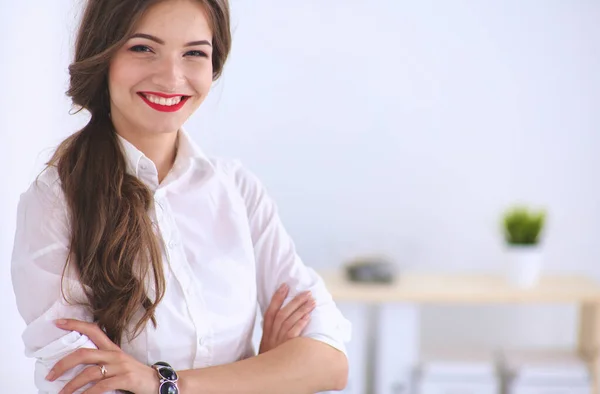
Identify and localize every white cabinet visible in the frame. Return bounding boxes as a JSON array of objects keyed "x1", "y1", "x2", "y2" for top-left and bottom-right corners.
[{"x1": 374, "y1": 303, "x2": 420, "y2": 394}]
